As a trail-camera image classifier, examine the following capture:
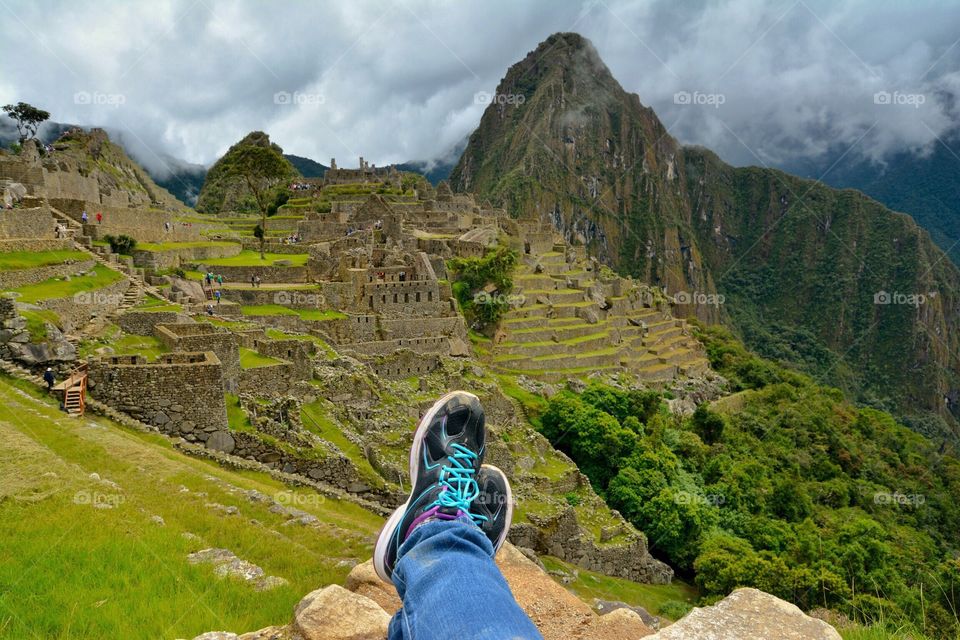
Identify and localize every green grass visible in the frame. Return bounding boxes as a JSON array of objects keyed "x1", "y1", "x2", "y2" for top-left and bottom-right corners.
[
  {"x1": 19, "y1": 308, "x2": 61, "y2": 342},
  {"x1": 494, "y1": 374, "x2": 548, "y2": 427},
  {"x1": 839, "y1": 626, "x2": 933, "y2": 640},
  {"x1": 0, "y1": 250, "x2": 88, "y2": 271},
  {"x1": 9, "y1": 264, "x2": 124, "y2": 303},
  {"x1": 201, "y1": 251, "x2": 309, "y2": 267},
  {"x1": 240, "y1": 305, "x2": 346, "y2": 322},
  {"x1": 225, "y1": 393, "x2": 254, "y2": 432},
  {"x1": 239, "y1": 347, "x2": 282, "y2": 369},
  {"x1": 111, "y1": 335, "x2": 169, "y2": 361},
  {"x1": 135, "y1": 241, "x2": 240, "y2": 252},
  {"x1": 300, "y1": 400, "x2": 384, "y2": 488},
  {"x1": 264, "y1": 328, "x2": 336, "y2": 358},
  {"x1": 539, "y1": 555, "x2": 698, "y2": 621},
  {"x1": 130, "y1": 296, "x2": 182, "y2": 313},
  {"x1": 0, "y1": 374, "x2": 383, "y2": 639}
]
